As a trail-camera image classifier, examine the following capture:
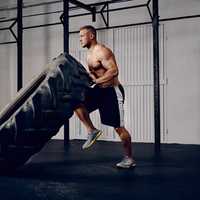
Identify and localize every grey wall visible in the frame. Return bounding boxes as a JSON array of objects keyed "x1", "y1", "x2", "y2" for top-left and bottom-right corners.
[{"x1": 165, "y1": 18, "x2": 200, "y2": 144}]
